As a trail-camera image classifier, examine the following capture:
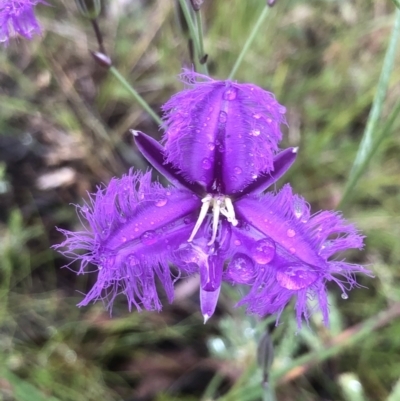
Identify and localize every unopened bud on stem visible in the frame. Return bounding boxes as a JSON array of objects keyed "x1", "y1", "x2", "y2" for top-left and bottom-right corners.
[
  {"x1": 91, "y1": 51, "x2": 112, "y2": 68},
  {"x1": 190, "y1": 0, "x2": 204, "y2": 11}
]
